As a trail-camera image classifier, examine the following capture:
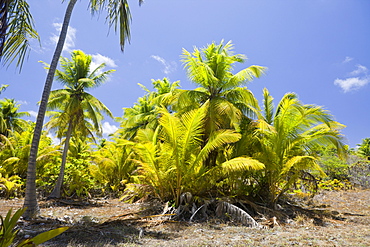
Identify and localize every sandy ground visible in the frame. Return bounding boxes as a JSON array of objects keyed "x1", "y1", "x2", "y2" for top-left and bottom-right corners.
[{"x1": 1, "y1": 189, "x2": 369, "y2": 246}]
